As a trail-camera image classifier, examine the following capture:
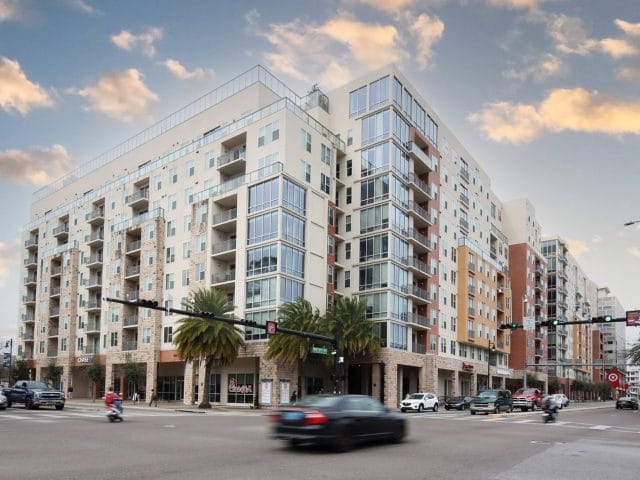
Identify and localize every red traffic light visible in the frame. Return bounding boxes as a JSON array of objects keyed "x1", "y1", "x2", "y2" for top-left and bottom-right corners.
[{"x1": 138, "y1": 299, "x2": 159, "y2": 308}]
